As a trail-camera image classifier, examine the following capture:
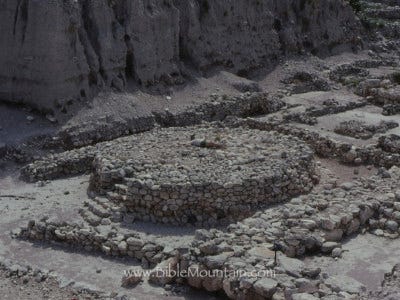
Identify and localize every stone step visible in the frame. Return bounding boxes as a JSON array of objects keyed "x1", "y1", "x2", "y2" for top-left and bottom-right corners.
[
  {"x1": 79, "y1": 208, "x2": 102, "y2": 226},
  {"x1": 107, "y1": 191, "x2": 124, "y2": 202},
  {"x1": 84, "y1": 198, "x2": 124, "y2": 224},
  {"x1": 91, "y1": 197, "x2": 114, "y2": 211},
  {"x1": 94, "y1": 196, "x2": 124, "y2": 214},
  {"x1": 92, "y1": 196, "x2": 112, "y2": 210},
  {"x1": 87, "y1": 202, "x2": 111, "y2": 218}
]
